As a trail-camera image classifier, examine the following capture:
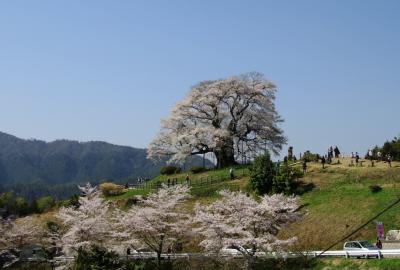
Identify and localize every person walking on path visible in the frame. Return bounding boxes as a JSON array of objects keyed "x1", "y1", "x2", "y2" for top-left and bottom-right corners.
[
  {"x1": 185, "y1": 174, "x2": 190, "y2": 184},
  {"x1": 376, "y1": 238, "x2": 383, "y2": 249},
  {"x1": 229, "y1": 167, "x2": 235, "y2": 180},
  {"x1": 302, "y1": 160, "x2": 307, "y2": 174}
]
